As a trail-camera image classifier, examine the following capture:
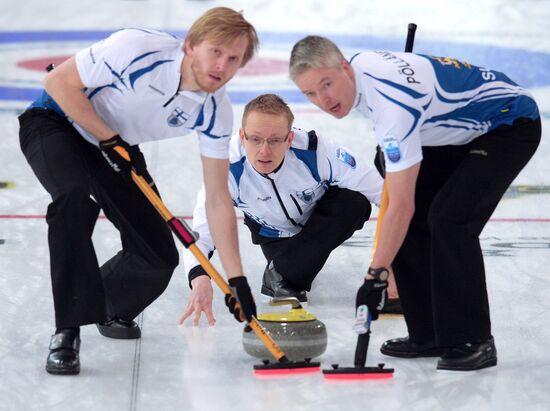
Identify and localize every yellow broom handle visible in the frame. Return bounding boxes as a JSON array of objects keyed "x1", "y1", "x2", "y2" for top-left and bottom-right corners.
[
  {"x1": 372, "y1": 183, "x2": 389, "y2": 256},
  {"x1": 114, "y1": 147, "x2": 288, "y2": 362}
]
